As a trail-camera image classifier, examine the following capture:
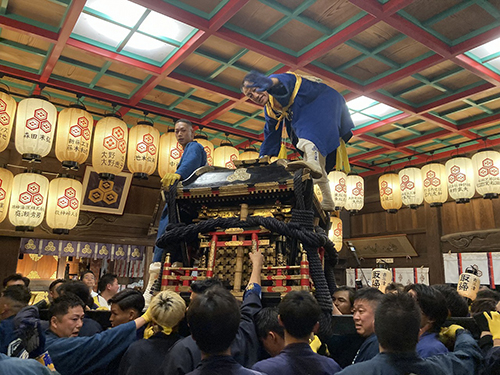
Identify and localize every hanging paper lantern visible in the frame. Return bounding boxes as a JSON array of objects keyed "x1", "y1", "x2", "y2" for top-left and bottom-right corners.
[
  {"x1": 239, "y1": 146, "x2": 260, "y2": 161},
  {"x1": 0, "y1": 89, "x2": 17, "y2": 153},
  {"x1": 445, "y1": 156, "x2": 475, "y2": 203},
  {"x1": 194, "y1": 134, "x2": 214, "y2": 166},
  {"x1": 399, "y1": 167, "x2": 423, "y2": 209},
  {"x1": 15, "y1": 96, "x2": 57, "y2": 162},
  {"x1": 371, "y1": 267, "x2": 392, "y2": 293},
  {"x1": 127, "y1": 121, "x2": 160, "y2": 179},
  {"x1": 9, "y1": 171, "x2": 49, "y2": 231},
  {"x1": 421, "y1": 163, "x2": 447, "y2": 207},
  {"x1": 472, "y1": 150, "x2": 500, "y2": 199},
  {"x1": 328, "y1": 170, "x2": 347, "y2": 210},
  {"x1": 46, "y1": 176, "x2": 83, "y2": 234},
  {"x1": 214, "y1": 141, "x2": 238, "y2": 169},
  {"x1": 345, "y1": 174, "x2": 364, "y2": 213},
  {"x1": 328, "y1": 216, "x2": 343, "y2": 252},
  {"x1": 379, "y1": 173, "x2": 402, "y2": 213},
  {"x1": 92, "y1": 115, "x2": 128, "y2": 180},
  {"x1": 457, "y1": 265, "x2": 481, "y2": 300},
  {"x1": 55, "y1": 104, "x2": 94, "y2": 170},
  {"x1": 158, "y1": 129, "x2": 183, "y2": 178},
  {"x1": 0, "y1": 167, "x2": 14, "y2": 223}
]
